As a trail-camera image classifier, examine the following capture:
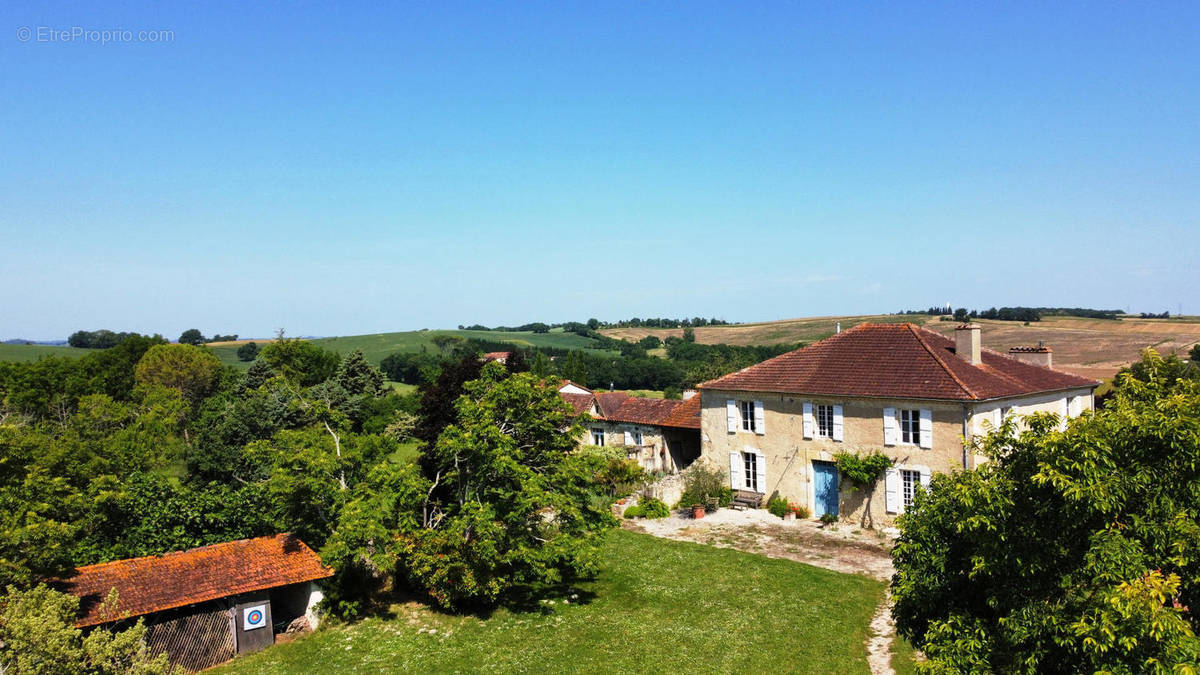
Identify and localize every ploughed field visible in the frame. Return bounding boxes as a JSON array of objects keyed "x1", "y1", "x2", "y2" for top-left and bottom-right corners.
[
  {"x1": 604, "y1": 315, "x2": 1200, "y2": 380},
  {"x1": 217, "y1": 529, "x2": 886, "y2": 674}
]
